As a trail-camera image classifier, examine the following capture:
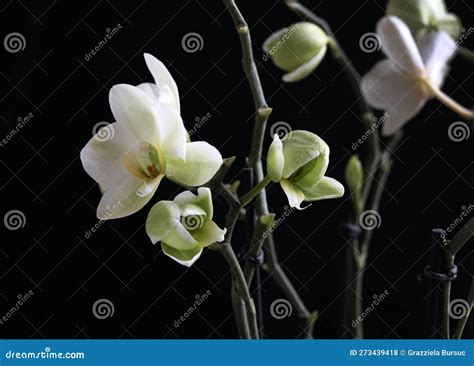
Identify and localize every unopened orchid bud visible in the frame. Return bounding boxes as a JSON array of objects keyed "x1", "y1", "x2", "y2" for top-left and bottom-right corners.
[
  {"x1": 345, "y1": 155, "x2": 363, "y2": 215},
  {"x1": 266, "y1": 130, "x2": 344, "y2": 209},
  {"x1": 386, "y1": 0, "x2": 461, "y2": 38},
  {"x1": 263, "y1": 22, "x2": 330, "y2": 82}
]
